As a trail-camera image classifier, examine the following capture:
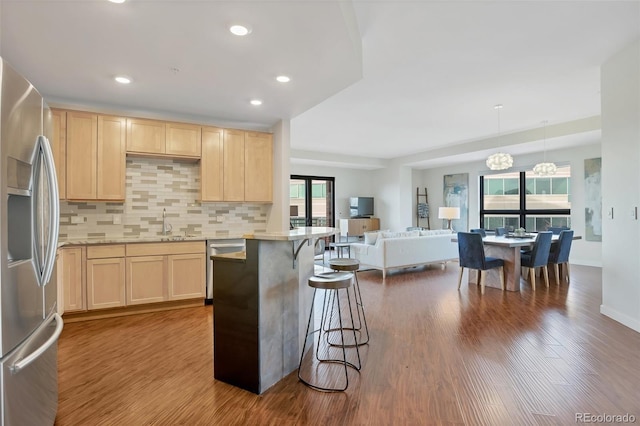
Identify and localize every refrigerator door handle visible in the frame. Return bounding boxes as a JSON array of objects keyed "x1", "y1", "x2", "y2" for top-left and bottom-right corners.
[
  {"x1": 38, "y1": 135, "x2": 60, "y2": 286},
  {"x1": 9, "y1": 313, "x2": 64, "y2": 374}
]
